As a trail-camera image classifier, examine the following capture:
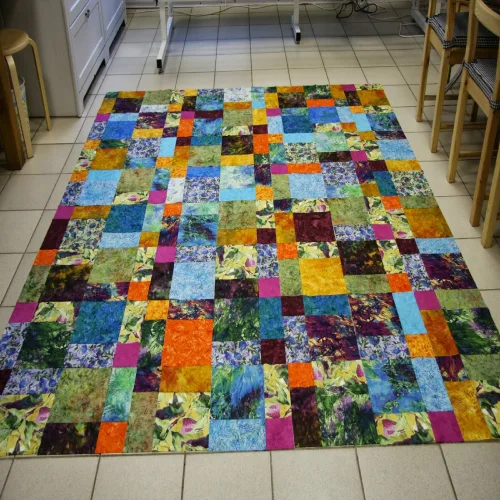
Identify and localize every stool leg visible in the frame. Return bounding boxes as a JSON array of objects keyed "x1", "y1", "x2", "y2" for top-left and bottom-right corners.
[
  {"x1": 471, "y1": 101, "x2": 479, "y2": 122},
  {"x1": 482, "y1": 151, "x2": 500, "y2": 248},
  {"x1": 28, "y1": 38, "x2": 52, "y2": 131},
  {"x1": 470, "y1": 112, "x2": 500, "y2": 227},
  {"x1": 430, "y1": 51, "x2": 450, "y2": 153},
  {"x1": 416, "y1": 25, "x2": 432, "y2": 122},
  {"x1": 6, "y1": 55, "x2": 32, "y2": 159}
]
